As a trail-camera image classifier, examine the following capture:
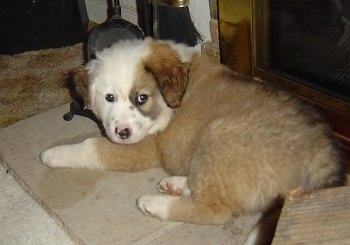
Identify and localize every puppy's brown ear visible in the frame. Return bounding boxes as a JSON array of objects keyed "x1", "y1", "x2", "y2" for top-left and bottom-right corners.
[
  {"x1": 71, "y1": 66, "x2": 91, "y2": 109},
  {"x1": 143, "y1": 44, "x2": 189, "y2": 108}
]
